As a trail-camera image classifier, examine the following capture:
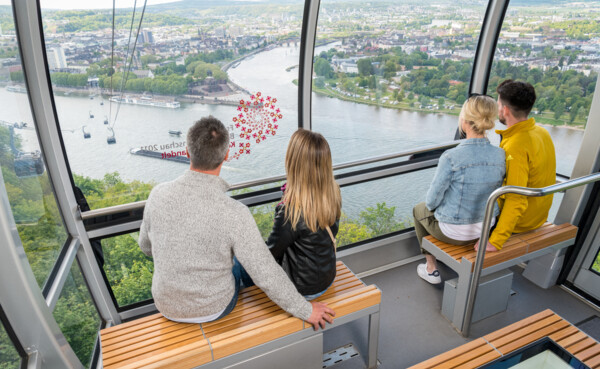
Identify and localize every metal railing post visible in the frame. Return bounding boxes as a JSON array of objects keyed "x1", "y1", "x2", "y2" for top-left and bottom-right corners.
[{"x1": 460, "y1": 172, "x2": 600, "y2": 337}]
